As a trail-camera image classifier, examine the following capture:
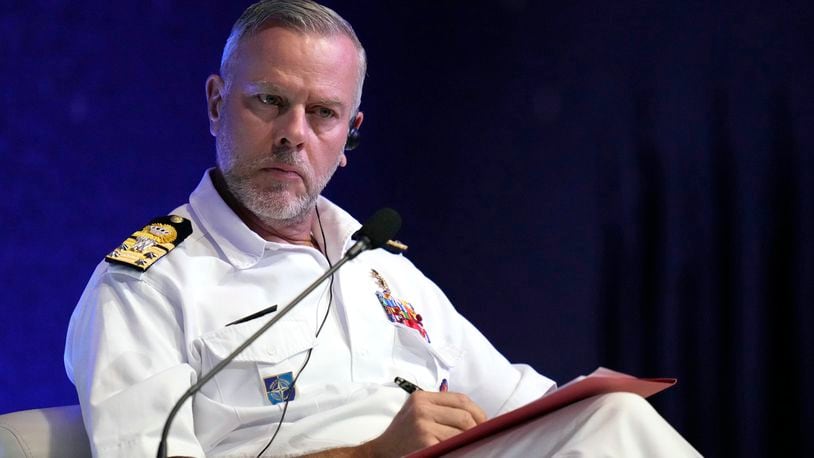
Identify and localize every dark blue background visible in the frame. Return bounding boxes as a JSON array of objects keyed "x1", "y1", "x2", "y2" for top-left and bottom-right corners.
[{"x1": 2, "y1": 1, "x2": 812, "y2": 456}]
